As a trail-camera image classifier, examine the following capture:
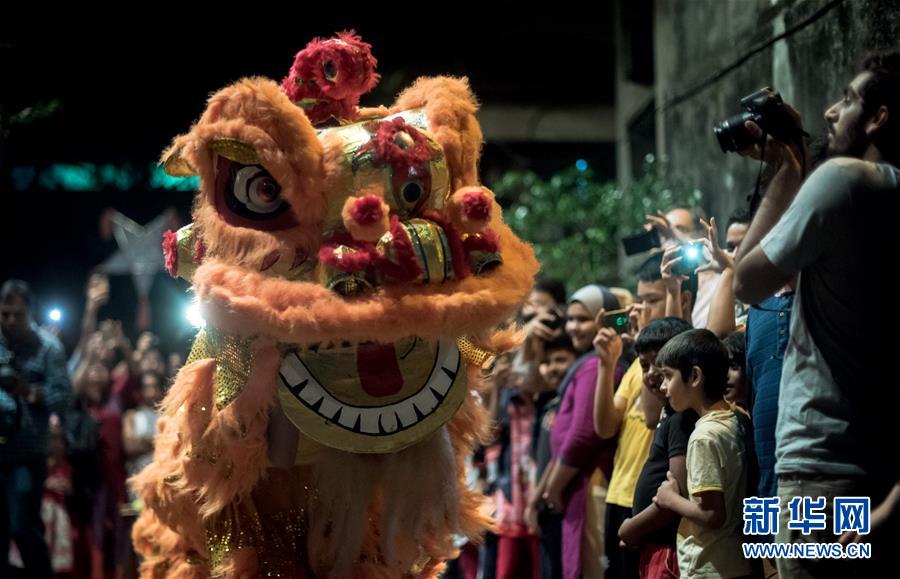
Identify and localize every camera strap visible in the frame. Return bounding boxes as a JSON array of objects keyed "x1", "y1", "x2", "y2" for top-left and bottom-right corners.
[
  {"x1": 749, "y1": 132, "x2": 768, "y2": 217},
  {"x1": 749, "y1": 132, "x2": 807, "y2": 218}
]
